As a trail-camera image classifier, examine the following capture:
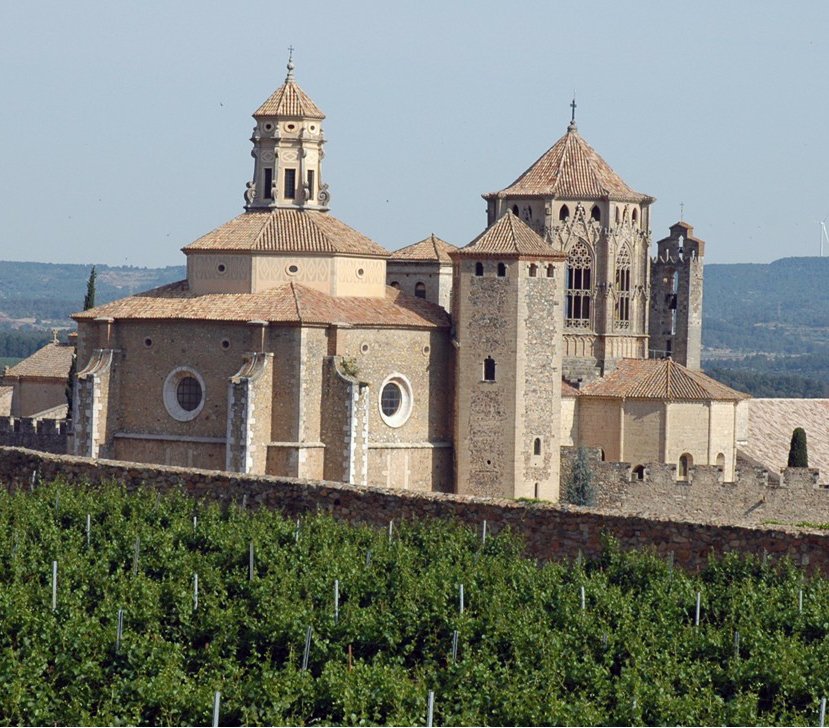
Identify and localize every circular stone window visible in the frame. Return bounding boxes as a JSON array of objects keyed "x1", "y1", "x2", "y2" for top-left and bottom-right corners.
[
  {"x1": 286, "y1": 263, "x2": 299, "y2": 276},
  {"x1": 221, "y1": 339, "x2": 231, "y2": 350},
  {"x1": 217, "y1": 263, "x2": 227, "y2": 274},
  {"x1": 378, "y1": 374, "x2": 413, "y2": 428},
  {"x1": 163, "y1": 367, "x2": 206, "y2": 422},
  {"x1": 356, "y1": 267, "x2": 365, "y2": 278}
]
